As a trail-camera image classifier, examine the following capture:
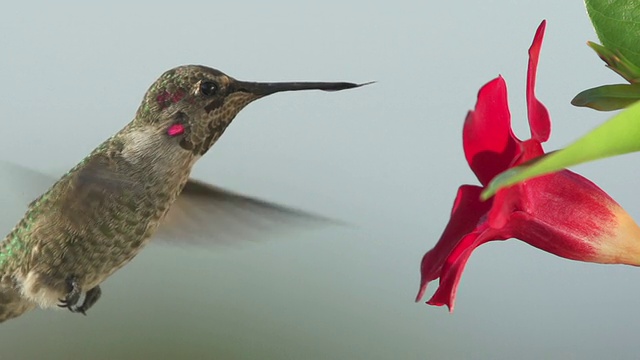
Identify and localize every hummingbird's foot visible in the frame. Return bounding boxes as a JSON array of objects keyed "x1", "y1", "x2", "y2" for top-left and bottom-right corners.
[
  {"x1": 58, "y1": 275, "x2": 81, "y2": 311},
  {"x1": 58, "y1": 277, "x2": 102, "y2": 316}
]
